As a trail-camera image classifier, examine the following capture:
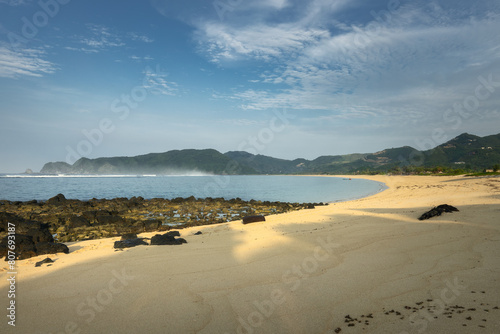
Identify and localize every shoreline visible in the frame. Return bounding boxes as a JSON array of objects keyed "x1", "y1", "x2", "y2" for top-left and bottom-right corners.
[{"x1": 1, "y1": 175, "x2": 499, "y2": 333}]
